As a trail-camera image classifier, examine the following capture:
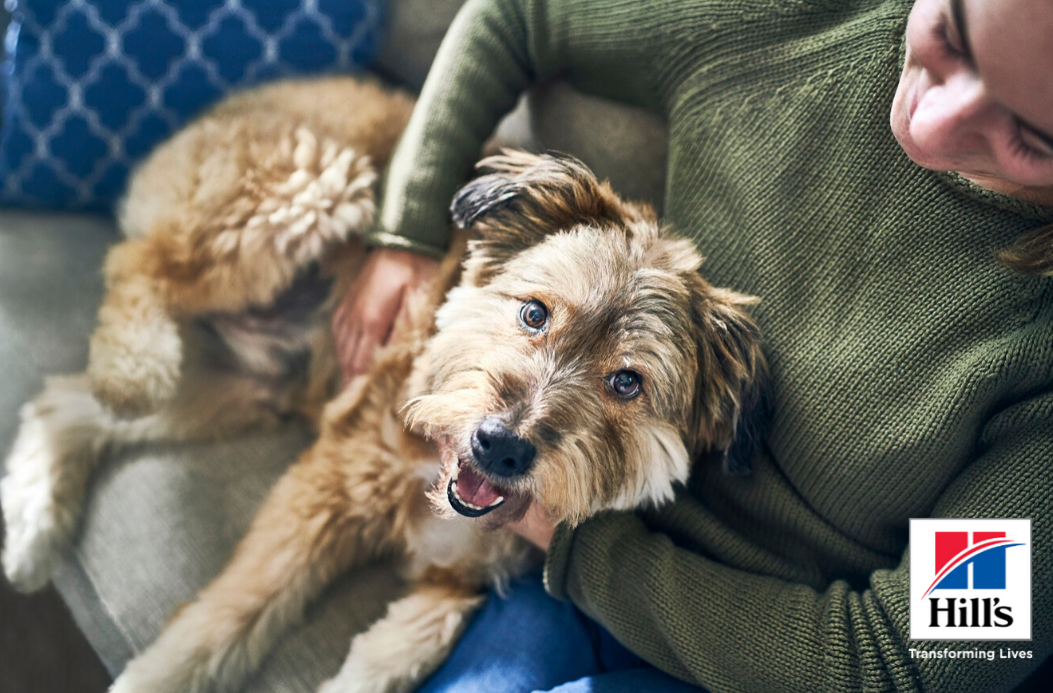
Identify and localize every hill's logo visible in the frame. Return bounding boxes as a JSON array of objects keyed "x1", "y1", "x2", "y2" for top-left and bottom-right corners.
[{"x1": 910, "y1": 519, "x2": 1031, "y2": 641}]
